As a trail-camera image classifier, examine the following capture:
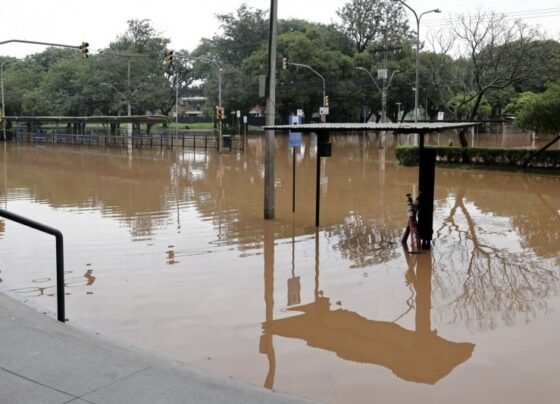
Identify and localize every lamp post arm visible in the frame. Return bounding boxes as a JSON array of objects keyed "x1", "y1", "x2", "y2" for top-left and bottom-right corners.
[
  {"x1": 419, "y1": 9, "x2": 441, "y2": 21},
  {"x1": 356, "y1": 67, "x2": 383, "y2": 94},
  {"x1": 129, "y1": 82, "x2": 147, "y2": 99},
  {"x1": 388, "y1": 70, "x2": 399, "y2": 88},
  {"x1": 100, "y1": 82, "x2": 127, "y2": 101},
  {"x1": 394, "y1": 1, "x2": 419, "y2": 24}
]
